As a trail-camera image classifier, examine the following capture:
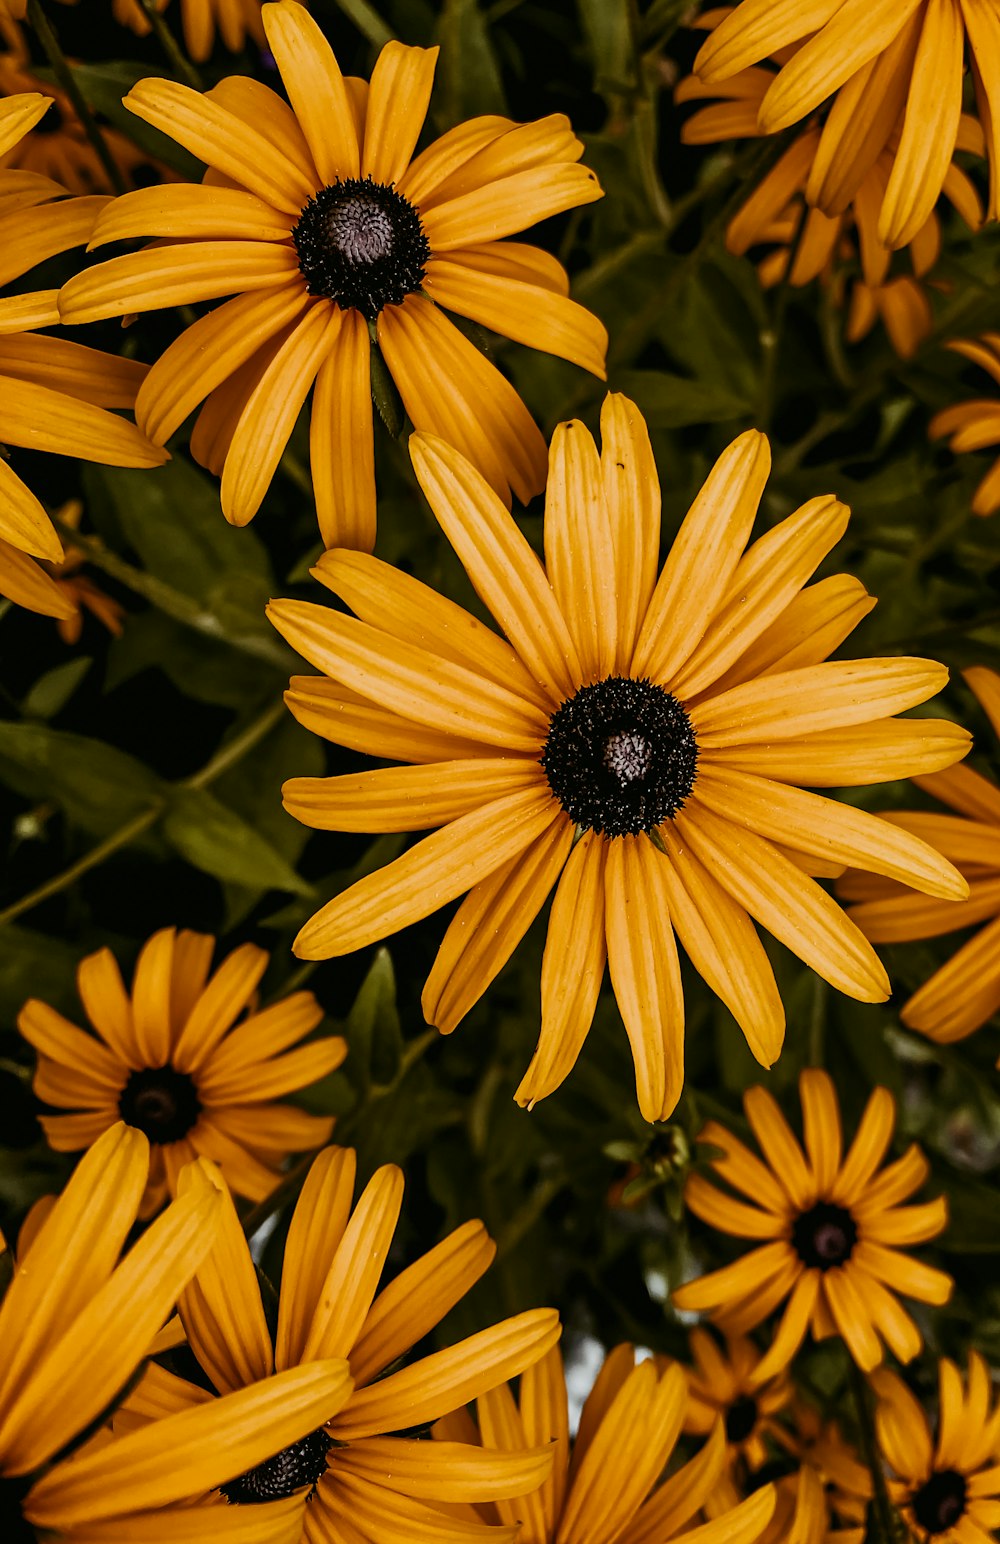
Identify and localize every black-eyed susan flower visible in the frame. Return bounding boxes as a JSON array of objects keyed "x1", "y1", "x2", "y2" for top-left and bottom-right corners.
[
  {"x1": 842, "y1": 666, "x2": 1000, "y2": 1045},
  {"x1": 114, "y1": 0, "x2": 267, "y2": 63},
  {"x1": 120, "y1": 1147, "x2": 560, "y2": 1538},
  {"x1": 18, "y1": 926, "x2": 346, "y2": 1216},
  {"x1": 692, "y1": 0, "x2": 1000, "y2": 249},
  {"x1": 872, "y1": 1352, "x2": 1000, "y2": 1543},
  {"x1": 682, "y1": 1328, "x2": 794, "y2": 1473},
  {"x1": 0, "y1": 1120, "x2": 355, "y2": 1542},
  {"x1": 673, "y1": 1069, "x2": 953, "y2": 1376},
  {"x1": 929, "y1": 336, "x2": 1000, "y2": 515},
  {"x1": 0, "y1": 92, "x2": 166, "y2": 616},
  {"x1": 677, "y1": 39, "x2": 983, "y2": 361},
  {"x1": 267, "y1": 395, "x2": 970, "y2": 1122},
  {"x1": 58, "y1": 0, "x2": 606, "y2": 550},
  {"x1": 434, "y1": 1341, "x2": 777, "y2": 1544}
]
